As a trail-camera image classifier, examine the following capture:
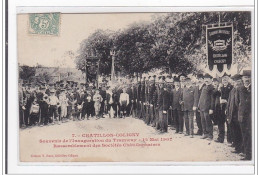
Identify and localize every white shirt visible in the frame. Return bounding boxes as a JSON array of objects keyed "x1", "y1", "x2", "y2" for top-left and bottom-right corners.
[
  {"x1": 49, "y1": 95, "x2": 59, "y2": 105},
  {"x1": 59, "y1": 94, "x2": 68, "y2": 106},
  {"x1": 119, "y1": 93, "x2": 129, "y2": 105},
  {"x1": 93, "y1": 94, "x2": 103, "y2": 103}
]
